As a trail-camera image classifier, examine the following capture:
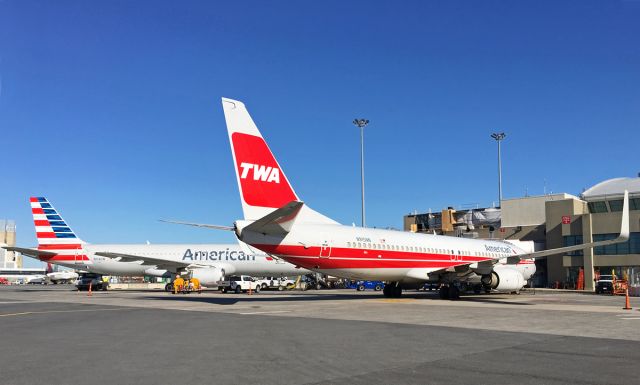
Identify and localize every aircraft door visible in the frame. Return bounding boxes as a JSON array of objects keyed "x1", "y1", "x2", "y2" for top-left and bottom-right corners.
[
  {"x1": 319, "y1": 240, "x2": 332, "y2": 258},
  {"x1": 75, "y1": 248, "x2": 88, "y2": 267}
]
